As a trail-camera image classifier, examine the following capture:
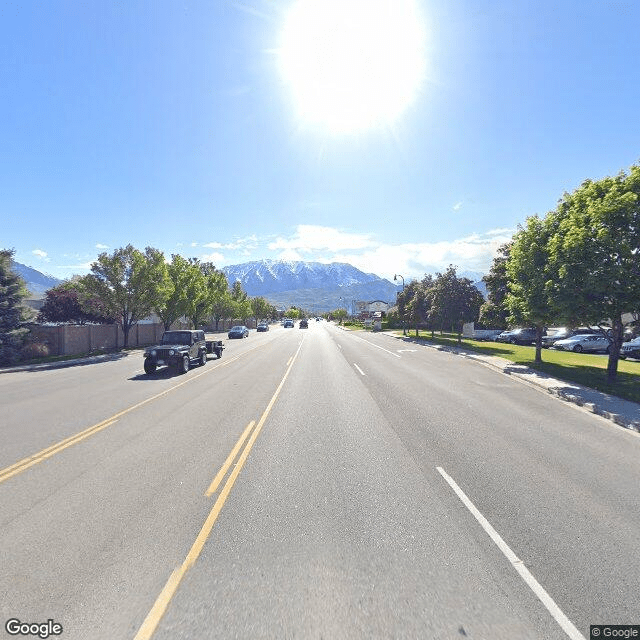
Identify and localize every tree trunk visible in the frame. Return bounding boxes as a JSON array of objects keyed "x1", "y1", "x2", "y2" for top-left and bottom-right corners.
[
  {"x1": 535, "y1": 326, "x2": 543, "y2": 363},
  {"x1": 606, "y1": 316, "x2": 623, "y2": 383}
]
